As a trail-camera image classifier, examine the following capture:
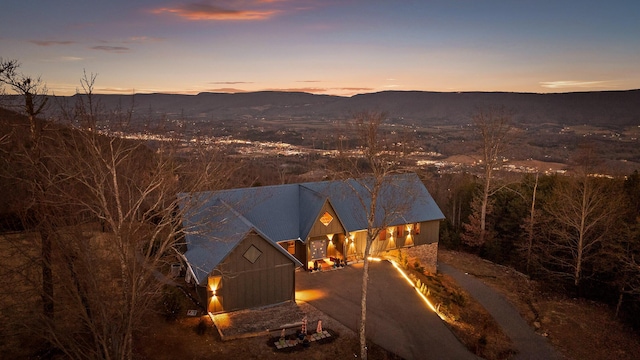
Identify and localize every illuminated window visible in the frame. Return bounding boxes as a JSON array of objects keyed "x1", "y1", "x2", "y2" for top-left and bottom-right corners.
[
  {"x1": 243, "y1": 245, "x2": 262, "y2": 264},
  {"x1": 396, "y1": 226, "x2": 404, "y2": 237},
  {"x1": 379, "y1": 228, "x2": 387, "y2": 241},
  {"x1": 414, "y1": 222, "x2": 421, "y2": 235},
  {"x1": 319, "y1": 212, "x2": 333, "y2": 226},
  {"x1": 287, "y1": 241, "x2": 296, "y2": 255}
]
